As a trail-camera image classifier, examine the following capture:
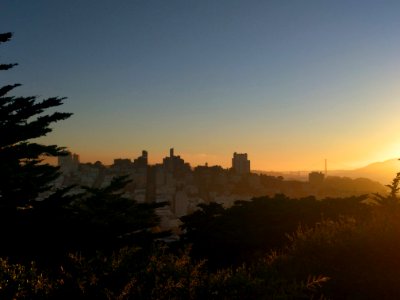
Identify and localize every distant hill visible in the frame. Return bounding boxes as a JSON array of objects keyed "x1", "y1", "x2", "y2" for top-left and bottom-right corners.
[
  {"x1": 325, "y1": 159, "x2": 400, "y2": 185},
  {"x1": 254, "y1": 158, "x2": 400, "y2": 185}
]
